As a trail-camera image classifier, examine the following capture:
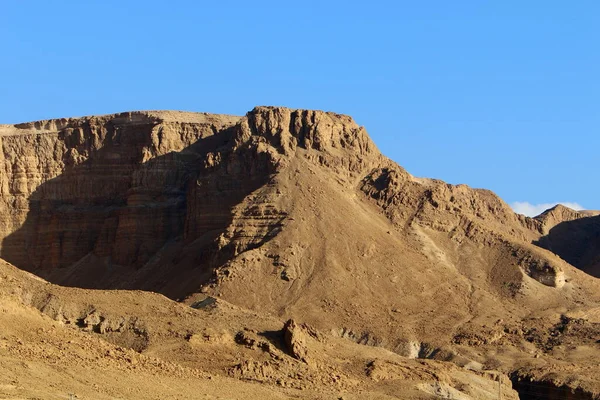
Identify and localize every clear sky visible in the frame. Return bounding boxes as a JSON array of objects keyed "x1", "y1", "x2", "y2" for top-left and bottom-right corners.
[{"x1": 1, "y1": 1, "x2": 598, "y2": 215}]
